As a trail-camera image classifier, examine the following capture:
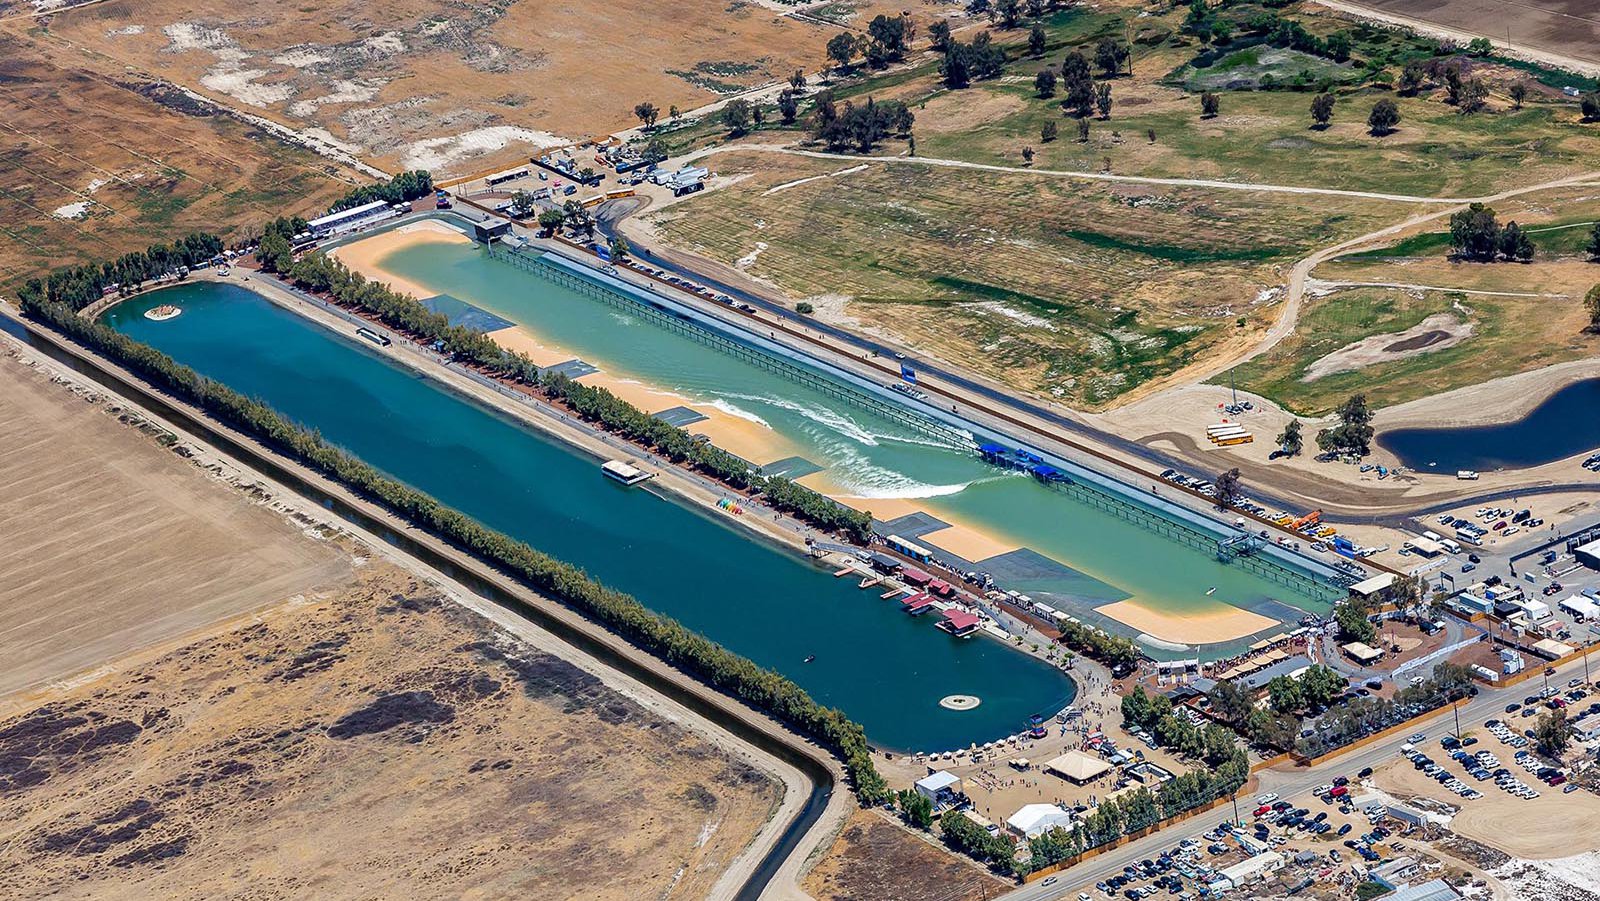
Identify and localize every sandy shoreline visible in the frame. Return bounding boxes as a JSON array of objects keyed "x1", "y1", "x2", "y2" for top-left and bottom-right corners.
[
  {"x1": 329, "y1": 219, "x2": 472, "y2": 299},
  {"x1": 1095, "y1": 598, "x2": 1278, "y2": 645}
]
